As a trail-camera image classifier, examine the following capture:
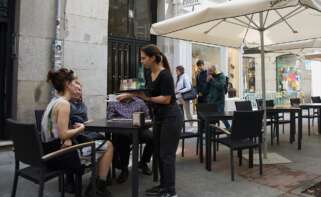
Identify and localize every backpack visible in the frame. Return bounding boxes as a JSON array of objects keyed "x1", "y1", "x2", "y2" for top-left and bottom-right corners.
[{"x1": 224, "y1": 76, "x2": 229, "y2": 94}]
